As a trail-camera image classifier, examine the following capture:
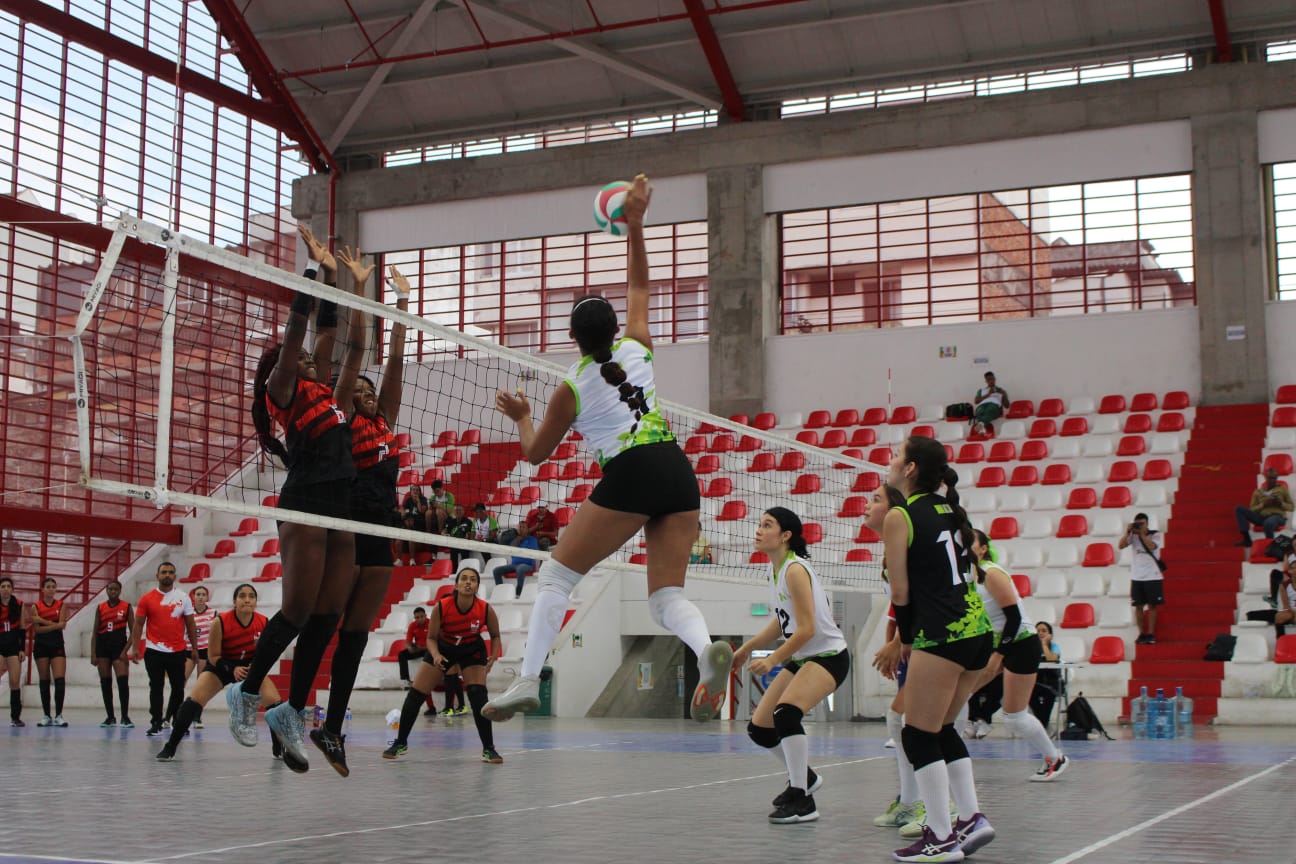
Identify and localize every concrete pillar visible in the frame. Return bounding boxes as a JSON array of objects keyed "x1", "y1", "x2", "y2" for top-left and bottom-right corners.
[
  {"x1": 1192, "y1": 112, "x2": 1269, "y2": 405},
  {"x1": 706, "y1": 165, "x2": 778, "y2": 419}
]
